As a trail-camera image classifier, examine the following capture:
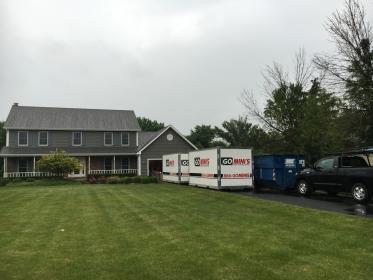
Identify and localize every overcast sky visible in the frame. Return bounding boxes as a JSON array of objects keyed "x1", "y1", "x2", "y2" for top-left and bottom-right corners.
[{"x1": 1, "y1": 0, "x2": 370, "y2": 133}]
